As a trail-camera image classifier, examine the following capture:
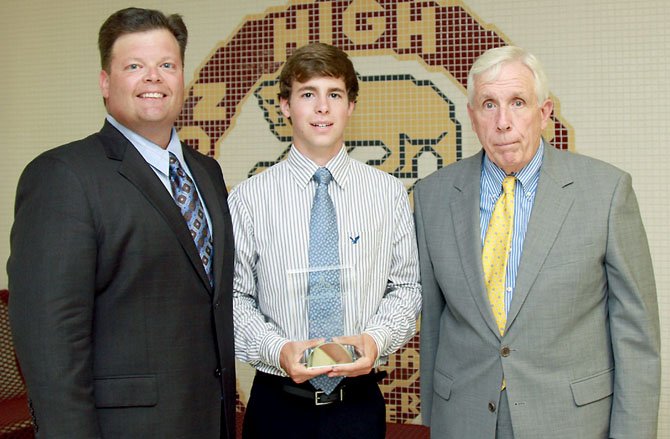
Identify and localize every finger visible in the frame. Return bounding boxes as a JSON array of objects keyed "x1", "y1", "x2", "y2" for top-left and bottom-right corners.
[
  {"x1": 287, "y1": 363, "x2": 311, "y2": 383},
  {"x1": 306, "y1": 338, "x2": 326, "y2": 348},
  {"x1": 329, "y1": 359, "x2": 371, "y2": 377},
  {"x1": 329, "y1": 366, "x2": 368, "y2": 378},
  {"x1": 293, "y1": 365, "x2": 333, "y2": 382},
  {"x1": 306, "y1": 365, "x2": 334, "y2": 377},
  {"x1": 331, "y1": 335, "x2": 351, "y2": 344},
  {"x1": 332, "y1": 335, "x2": 361, "y2": 347},
  {"x1": 288, "y1": 338, "x2": 325, "y2": 360}
]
